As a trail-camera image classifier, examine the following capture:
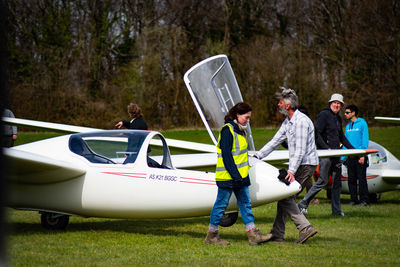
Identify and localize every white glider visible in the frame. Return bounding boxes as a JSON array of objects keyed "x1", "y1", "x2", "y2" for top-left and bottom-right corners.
[{"x1": 2, "y1": 54, "x2": 392, "y2": 231}]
